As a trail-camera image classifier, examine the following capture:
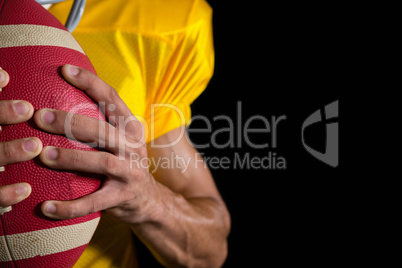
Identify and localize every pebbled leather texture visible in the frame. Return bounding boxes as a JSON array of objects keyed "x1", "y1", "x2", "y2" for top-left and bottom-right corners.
[{"x1": 0, "y1": 0, "x2": 105, "y2": 267}]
